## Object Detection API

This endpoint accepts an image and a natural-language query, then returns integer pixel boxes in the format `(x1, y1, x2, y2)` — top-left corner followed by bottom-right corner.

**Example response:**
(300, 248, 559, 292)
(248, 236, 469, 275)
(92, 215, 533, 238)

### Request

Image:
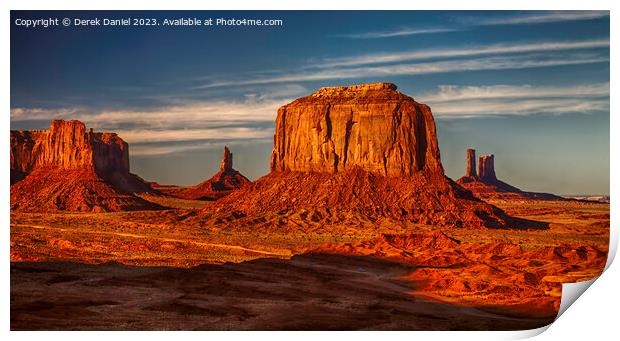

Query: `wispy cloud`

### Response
(193, 39, 608, 89)
(11, 97, 289, 155)
(10, 82, 314, 156)
(11, 99, 286, 129)
(116, 127, 273, 144)
(421, 82, 610, 102)
(334, 27, 458, 39)
(475, 11, 609, 26)
(337, 11, 609, 40)
(130, 139, 272, 157)
(320, 39, 609, 68)
(199, 52, 609, 88)
(419, 82, 610, 118)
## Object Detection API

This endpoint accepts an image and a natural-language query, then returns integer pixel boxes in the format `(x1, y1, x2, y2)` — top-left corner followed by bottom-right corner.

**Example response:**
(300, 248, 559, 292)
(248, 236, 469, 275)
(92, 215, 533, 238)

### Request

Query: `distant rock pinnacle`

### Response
(172, 146, 250, 201)
(465, 148, 477, 178)
(220, 146, 234, 173)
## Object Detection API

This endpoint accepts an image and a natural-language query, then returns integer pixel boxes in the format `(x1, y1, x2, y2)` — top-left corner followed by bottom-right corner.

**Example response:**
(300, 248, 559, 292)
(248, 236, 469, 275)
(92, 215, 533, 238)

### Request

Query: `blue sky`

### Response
(10, 11, 610, 195)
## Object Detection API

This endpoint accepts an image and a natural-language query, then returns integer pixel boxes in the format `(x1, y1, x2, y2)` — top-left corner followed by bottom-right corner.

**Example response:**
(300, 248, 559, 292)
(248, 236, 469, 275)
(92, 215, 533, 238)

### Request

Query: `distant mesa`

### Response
(163, 146, 250, 201)
(456, 148, 564, 200)
(10, 119, 158, 212)
(202, 82, 545, 229)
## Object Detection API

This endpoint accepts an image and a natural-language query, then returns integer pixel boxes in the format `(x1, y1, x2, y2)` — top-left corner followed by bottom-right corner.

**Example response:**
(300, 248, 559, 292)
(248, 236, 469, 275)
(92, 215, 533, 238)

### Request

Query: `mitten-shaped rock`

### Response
(10, 120, 156, 212)
(457, 148, 564, 200)
(11, 120, 130, 184)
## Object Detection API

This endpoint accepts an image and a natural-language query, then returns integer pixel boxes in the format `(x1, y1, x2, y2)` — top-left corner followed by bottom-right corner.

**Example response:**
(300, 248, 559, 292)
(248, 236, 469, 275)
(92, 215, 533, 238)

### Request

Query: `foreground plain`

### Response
(10, 199, 609, 330)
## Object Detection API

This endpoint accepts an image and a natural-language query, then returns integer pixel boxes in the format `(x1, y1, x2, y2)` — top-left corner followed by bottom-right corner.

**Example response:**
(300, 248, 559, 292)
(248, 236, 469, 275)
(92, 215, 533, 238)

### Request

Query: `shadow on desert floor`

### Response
(11, 253, 555, 331)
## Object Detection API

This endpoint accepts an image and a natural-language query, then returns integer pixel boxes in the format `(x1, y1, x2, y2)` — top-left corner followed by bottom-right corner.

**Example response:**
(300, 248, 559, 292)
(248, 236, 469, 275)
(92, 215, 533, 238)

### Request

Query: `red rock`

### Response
(270, 83, 442, 177)
(204, 83, 542, 229)
(478, 154, 496, 181)
(220, 146, 234, 172)
(10, 120, 156, 212)
(171, 146, 250, 200)
(465, 148, 476, 178)
(456, 148, 564, 200)
(11, 120, 129, 179)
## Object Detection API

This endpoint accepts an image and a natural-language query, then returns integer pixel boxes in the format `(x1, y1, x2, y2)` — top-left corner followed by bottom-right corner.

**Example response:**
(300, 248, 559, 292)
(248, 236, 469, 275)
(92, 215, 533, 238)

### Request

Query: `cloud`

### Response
(11, 99, 287, 129)
(431, 98, 609, 118)
(130, 138, 272, 157)
(334, 27, 458, 39)
(418, 83, 610, 118)
(475, 11, 609, 26)
(10, 82, 313, 156)
(243, 83, 309, 101)
(116, 127, 274, 144)
(319, 39, 609, 68)
(420, 82, 610, 102)
(193, 39, 609, 89)
(336, 11, 609, 40)
(11, 97, 289, 155)
(198, 52, 609, 88)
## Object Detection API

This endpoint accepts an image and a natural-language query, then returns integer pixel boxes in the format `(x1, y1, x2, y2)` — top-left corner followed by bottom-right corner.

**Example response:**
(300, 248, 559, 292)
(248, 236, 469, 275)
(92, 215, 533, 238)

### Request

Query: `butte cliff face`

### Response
(10, 120, 156, 212)
(203, 83, 540, 229)
(457, 148, 563, 200)
(270, 83, 442, 177)
(10, 120, 136, 186)
(170, 146, 251, 200)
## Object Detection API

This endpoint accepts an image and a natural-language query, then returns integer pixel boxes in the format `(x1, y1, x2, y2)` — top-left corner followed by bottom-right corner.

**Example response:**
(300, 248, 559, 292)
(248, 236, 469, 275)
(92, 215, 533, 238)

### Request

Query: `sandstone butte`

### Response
(207, 83, 543, 229)
(170, 146, 251, 200)
(456, 148, 564, 200)
(10, 119, 157, 212)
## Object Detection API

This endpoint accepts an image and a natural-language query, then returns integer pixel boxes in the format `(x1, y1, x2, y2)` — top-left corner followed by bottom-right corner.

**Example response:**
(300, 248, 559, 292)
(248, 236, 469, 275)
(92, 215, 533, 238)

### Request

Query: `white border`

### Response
(2, 1, 616, 340)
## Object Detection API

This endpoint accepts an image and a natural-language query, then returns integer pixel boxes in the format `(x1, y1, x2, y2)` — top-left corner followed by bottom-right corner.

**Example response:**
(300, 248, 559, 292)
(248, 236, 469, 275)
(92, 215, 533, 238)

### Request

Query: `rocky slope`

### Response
(10, 120, 157, 212)
(166, 146, 250, 200)
(203, 83, 542, 229)
(314, 229, 606, 318)
(456, 148, 565, 200)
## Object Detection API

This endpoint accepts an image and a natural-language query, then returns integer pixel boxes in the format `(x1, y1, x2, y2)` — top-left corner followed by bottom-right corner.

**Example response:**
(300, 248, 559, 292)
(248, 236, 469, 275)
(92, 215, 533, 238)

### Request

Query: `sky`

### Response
(10, 11, 610, 195)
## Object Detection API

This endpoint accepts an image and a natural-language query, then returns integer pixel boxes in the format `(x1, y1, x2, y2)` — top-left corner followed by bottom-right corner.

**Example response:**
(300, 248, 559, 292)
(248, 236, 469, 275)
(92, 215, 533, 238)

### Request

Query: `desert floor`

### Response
(10, 198, 609, 330)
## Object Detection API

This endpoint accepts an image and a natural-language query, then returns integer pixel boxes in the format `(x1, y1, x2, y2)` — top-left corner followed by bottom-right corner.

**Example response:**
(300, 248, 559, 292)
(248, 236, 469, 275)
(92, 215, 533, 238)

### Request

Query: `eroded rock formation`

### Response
(170, 146, 250, 200)
(220, 146, 234, 173)
(457, 148, 563, 200)
(465, 148, 476, 178)
(478, 154, 496, 181)
(11, 120, 129, 182)
(10, 120, 156, 212)
(201, 83, 542, 229)
(270, 83, 442, 177)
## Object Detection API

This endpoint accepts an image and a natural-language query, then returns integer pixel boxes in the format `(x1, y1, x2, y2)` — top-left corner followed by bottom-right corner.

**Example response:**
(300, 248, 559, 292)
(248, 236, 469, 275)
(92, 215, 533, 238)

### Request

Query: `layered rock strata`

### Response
(11, 120, 128, 181)
(10, 120, 156, 212)
(270, 82, 442, 177)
